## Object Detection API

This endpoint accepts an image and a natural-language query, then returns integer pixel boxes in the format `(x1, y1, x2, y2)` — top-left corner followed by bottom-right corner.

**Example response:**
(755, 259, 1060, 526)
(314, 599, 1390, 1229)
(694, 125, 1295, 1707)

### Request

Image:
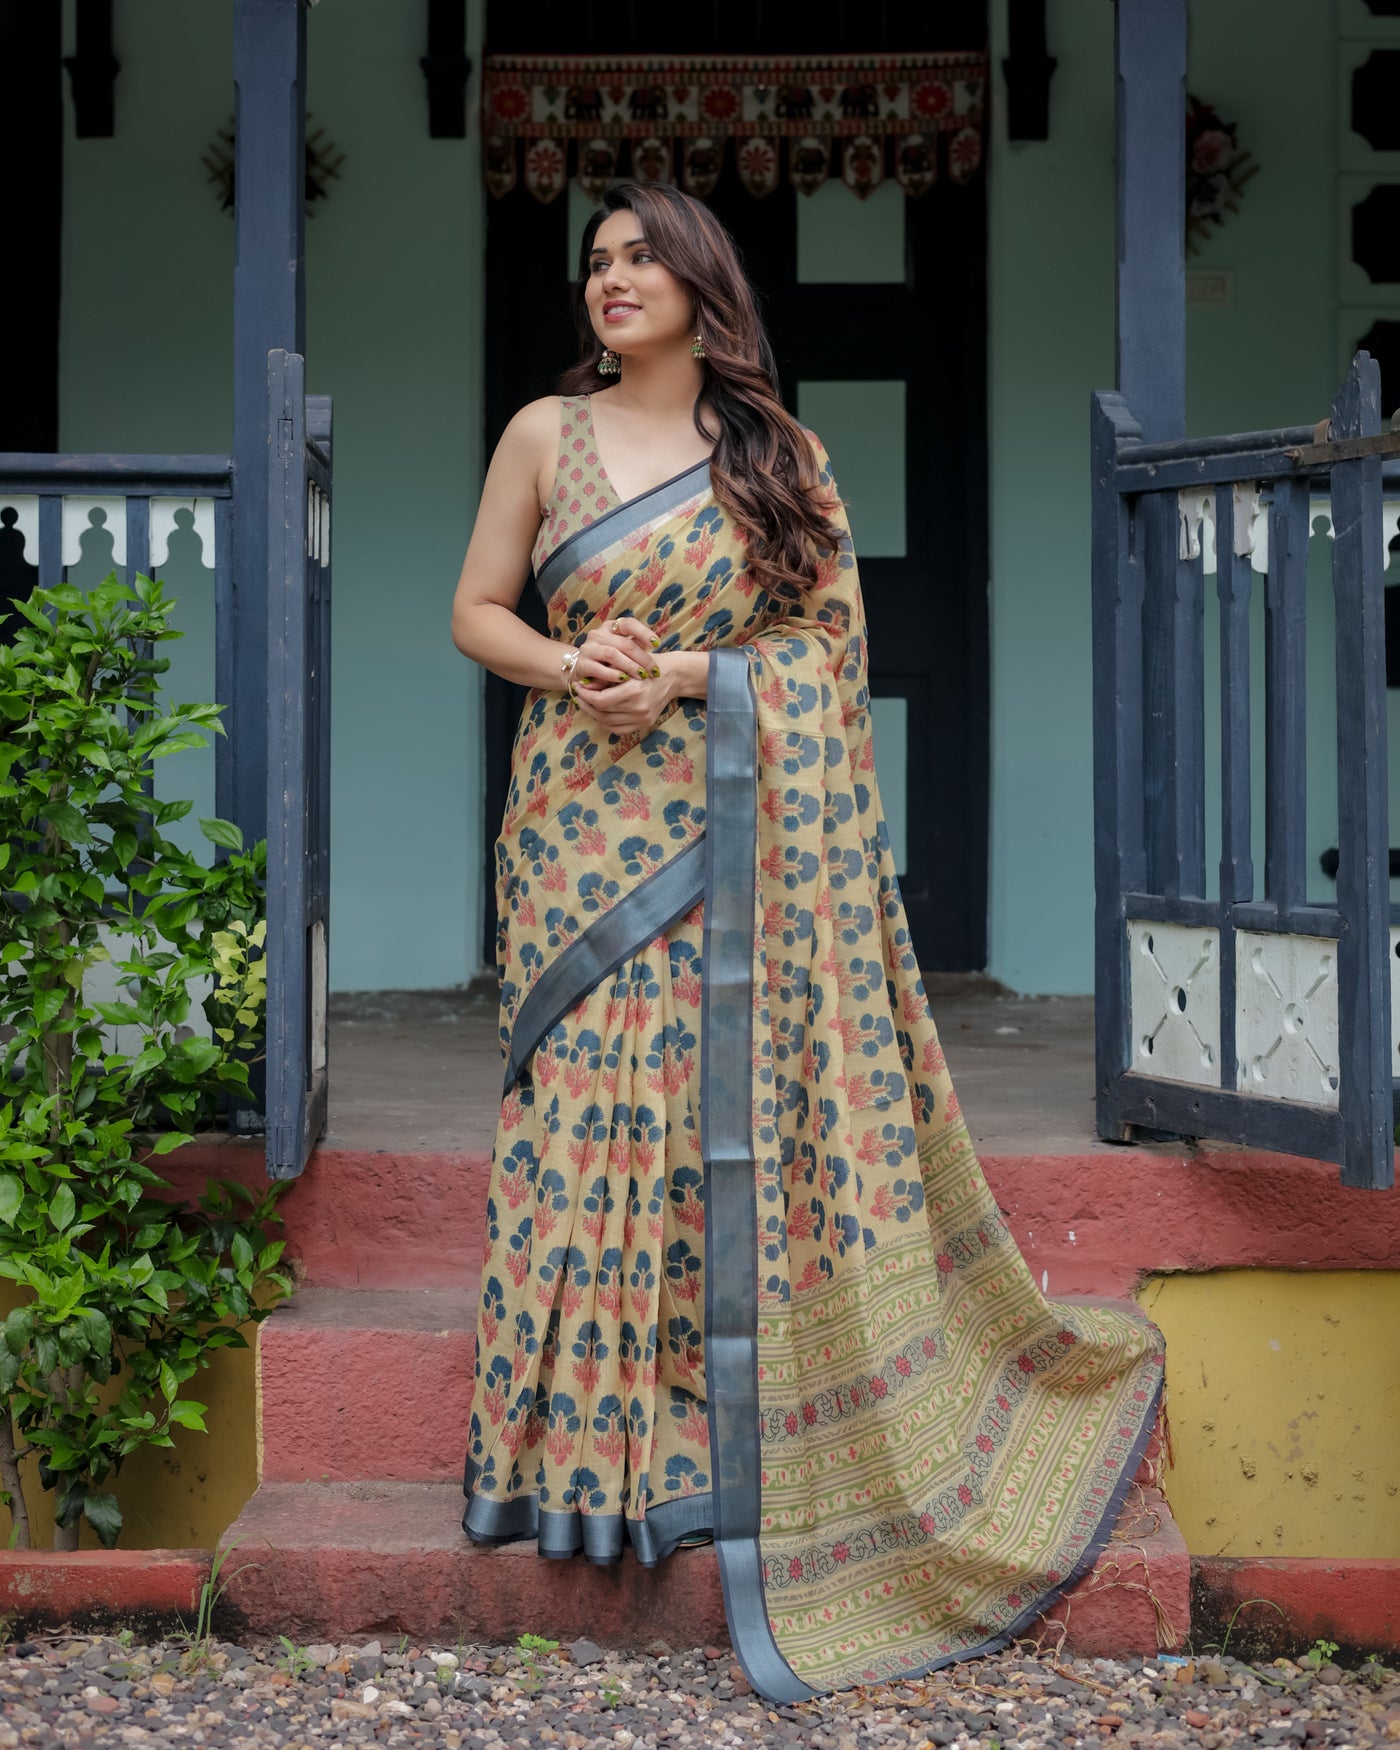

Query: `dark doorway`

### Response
(480, 3, 989, 978)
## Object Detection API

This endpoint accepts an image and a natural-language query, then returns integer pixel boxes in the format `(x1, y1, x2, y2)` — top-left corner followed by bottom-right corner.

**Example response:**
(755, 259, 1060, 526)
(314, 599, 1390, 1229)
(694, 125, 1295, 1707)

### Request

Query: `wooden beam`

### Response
(1002, 0, 1057, 141)
(1329, 353, 1393, 1190)
(0, 2, 61, 453)
(1115, 0, 1186, 442)
(421, 0, 471, 138)
(229, 0, 307, 849)
(62, 0, 119, 138)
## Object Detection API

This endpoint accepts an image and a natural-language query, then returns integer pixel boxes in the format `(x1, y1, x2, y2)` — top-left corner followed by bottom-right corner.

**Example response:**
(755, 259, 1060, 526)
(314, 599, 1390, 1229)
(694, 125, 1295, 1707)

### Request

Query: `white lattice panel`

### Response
(1302, 495, 1400, 555)
(0, 497, 39, 564)
(149, 498, 217, 569)
(61, 497, 126, 567)
(306, 482, 330, 563)
(1390, 927, 1400, 1082)
(1235, 930, 1340, 1107)
(1127, 921, 1221, 1086)
(1182, 488, 1400, 577)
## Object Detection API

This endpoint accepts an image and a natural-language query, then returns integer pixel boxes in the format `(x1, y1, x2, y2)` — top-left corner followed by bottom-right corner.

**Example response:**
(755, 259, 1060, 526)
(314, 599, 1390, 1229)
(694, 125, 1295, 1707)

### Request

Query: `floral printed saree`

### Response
(463, 430, 1165, 1701)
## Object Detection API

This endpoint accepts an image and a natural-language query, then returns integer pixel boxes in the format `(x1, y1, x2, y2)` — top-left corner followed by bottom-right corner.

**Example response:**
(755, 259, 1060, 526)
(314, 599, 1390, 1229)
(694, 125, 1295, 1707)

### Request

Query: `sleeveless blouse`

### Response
(531, 395, 616, 577)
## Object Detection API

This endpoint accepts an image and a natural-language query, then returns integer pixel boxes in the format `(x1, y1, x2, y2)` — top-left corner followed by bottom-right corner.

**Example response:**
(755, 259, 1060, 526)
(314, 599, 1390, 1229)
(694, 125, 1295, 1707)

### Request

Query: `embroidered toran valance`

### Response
(481, 53, 988, 203)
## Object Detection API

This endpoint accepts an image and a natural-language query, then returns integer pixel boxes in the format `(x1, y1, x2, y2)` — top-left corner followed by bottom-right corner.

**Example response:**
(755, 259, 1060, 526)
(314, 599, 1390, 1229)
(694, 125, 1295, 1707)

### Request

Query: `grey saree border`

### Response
(503, 834, 707, 1095)
(534, 458, 712, 605)
(462, 1454, 714, 1568)
(700, 646, 818, 1708)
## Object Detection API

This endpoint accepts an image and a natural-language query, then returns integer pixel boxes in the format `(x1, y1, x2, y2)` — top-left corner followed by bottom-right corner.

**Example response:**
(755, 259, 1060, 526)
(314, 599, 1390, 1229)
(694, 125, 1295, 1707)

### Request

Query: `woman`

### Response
(450, 181, 1163, 1702)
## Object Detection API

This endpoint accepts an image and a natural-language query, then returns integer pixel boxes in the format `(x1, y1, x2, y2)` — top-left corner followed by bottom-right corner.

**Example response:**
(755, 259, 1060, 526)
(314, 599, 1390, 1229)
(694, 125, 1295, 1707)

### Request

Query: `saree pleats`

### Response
(465, 432, 1164, 1698)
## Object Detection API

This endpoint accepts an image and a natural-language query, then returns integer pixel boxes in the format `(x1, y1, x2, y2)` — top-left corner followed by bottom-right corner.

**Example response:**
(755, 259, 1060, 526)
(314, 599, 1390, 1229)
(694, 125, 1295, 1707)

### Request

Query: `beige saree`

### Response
(463, 428, 1164, 1700)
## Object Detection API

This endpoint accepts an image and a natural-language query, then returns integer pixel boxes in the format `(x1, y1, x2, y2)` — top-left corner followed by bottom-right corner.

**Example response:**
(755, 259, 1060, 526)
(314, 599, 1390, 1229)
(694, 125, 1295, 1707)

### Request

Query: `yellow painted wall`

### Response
(0, 1283, 258, 1553)
(1138, 1271, 1400, 1559)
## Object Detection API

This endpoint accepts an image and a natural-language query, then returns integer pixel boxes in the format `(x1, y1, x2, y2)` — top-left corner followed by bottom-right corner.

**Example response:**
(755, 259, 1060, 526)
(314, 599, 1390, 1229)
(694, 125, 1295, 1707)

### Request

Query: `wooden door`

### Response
(481, 2, 988, 978)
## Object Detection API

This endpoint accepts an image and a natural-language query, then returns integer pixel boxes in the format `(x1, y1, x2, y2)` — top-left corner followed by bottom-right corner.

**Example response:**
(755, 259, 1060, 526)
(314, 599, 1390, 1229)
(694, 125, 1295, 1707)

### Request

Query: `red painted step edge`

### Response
(221, 1480, 1189, 1658)
(159, 1140, 1400, 1296)
(259, 1290, 478, 1484)
(0, 1549, 209, 1630)
(1193, 1556, 1400, 1657)
(162, 1144, 490, 1289)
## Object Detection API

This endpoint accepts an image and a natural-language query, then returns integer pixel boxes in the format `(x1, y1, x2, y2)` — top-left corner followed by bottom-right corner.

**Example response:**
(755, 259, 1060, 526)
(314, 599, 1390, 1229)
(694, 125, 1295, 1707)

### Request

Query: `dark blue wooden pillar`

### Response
(1115, 0, 1186, 442)
(225, 0, 307, 846)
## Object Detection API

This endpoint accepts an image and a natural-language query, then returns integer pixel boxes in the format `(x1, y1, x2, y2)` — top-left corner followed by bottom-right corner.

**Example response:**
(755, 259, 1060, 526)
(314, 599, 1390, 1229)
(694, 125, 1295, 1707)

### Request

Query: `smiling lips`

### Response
(603, 300, 641, 322)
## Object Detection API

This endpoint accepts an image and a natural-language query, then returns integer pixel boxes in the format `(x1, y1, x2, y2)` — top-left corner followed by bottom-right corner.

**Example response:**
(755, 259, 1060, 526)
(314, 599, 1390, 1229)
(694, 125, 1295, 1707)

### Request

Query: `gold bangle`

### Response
(561, 645, 581, 702)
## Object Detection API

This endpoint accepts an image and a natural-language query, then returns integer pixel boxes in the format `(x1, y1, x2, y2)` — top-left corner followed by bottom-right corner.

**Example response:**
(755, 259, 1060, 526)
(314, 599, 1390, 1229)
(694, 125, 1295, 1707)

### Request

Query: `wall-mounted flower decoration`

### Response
(1186, 94, 1257, 254)
(202, 112, 345, 216)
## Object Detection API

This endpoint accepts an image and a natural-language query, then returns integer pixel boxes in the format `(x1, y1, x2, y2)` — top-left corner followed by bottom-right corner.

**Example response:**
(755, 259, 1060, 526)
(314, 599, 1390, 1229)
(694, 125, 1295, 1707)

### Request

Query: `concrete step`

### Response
(258, 1285, 1169, 1495)
(165, 1143, 494, 1289)
(221, 1479, 1189, 1659)
(257, 1279, 1171, 1492)
(258, 1288, 479, 1485)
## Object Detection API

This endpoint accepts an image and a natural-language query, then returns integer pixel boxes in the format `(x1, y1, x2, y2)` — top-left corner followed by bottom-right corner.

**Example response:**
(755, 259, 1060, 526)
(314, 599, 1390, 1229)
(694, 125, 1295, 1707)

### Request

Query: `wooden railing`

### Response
(1091, 352, 1399, 1189)
(264, 351, 333, 1179)
(0, 460, 234, 831)
(0, 352, 333, 1179)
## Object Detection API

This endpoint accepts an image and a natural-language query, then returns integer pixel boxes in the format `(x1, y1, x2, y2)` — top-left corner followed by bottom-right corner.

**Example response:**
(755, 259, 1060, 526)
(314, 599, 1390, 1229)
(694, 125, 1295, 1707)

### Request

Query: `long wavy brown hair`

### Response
(558, 181, 838, 598)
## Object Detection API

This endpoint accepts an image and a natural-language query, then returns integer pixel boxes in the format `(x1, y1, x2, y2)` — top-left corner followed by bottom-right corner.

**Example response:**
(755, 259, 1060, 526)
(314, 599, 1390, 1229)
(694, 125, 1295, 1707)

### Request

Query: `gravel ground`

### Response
(0, 1632, 1396, 1748)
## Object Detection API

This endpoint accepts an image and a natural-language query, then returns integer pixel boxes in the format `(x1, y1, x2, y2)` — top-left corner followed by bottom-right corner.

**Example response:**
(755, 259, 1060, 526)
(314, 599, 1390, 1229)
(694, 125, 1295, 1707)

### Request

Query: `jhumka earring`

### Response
(691, 332, 706, 359)
(598, 348, 621, 376)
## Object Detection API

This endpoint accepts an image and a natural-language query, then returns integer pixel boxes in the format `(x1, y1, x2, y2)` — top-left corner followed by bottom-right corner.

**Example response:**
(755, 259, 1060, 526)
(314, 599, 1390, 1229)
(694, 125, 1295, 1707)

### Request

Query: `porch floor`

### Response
(322, 975, 1139, 1157)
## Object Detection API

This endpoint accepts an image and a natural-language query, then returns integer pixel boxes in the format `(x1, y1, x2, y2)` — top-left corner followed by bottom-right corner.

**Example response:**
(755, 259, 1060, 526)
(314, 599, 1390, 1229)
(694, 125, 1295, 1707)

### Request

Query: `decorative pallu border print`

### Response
(481, 53, 987, 202)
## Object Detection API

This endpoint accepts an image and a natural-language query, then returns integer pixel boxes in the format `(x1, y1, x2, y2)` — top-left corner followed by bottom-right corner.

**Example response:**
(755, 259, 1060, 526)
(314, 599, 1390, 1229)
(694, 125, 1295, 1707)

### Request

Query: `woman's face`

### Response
(583, 207, 694, 361)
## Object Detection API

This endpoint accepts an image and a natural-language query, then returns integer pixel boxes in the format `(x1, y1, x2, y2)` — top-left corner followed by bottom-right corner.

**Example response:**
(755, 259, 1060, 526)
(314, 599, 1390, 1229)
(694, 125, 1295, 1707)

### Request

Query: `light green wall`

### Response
(986, 0, 1113, 992)
(58, 2, 1375, 996)
(987, 0, 1347, 992)
(59, 0, 484, 991)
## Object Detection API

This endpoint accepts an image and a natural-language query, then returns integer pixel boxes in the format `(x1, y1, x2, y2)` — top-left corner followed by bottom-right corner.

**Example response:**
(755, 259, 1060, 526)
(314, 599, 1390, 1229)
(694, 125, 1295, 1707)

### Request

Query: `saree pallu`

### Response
(463, 440, 1165, 1700)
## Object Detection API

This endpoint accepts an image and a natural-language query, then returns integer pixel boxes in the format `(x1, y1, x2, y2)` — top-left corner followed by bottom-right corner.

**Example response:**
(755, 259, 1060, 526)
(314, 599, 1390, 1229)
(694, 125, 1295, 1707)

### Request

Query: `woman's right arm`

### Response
(450, 399, 654, 692)
(450, 400, 572, 692)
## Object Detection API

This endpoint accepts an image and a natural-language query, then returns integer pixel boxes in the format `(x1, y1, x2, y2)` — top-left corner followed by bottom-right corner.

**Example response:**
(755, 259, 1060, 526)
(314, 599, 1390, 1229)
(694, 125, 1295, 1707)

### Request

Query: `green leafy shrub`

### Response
(0, 572, 290, 1549)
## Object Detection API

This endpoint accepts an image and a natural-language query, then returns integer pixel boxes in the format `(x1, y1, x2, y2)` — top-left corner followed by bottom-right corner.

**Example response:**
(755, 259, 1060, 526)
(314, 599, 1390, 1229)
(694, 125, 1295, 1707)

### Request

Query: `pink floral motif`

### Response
(701, 87, 739, 121)
(491, 84, 528, 120)
(912, 80, 951, 119)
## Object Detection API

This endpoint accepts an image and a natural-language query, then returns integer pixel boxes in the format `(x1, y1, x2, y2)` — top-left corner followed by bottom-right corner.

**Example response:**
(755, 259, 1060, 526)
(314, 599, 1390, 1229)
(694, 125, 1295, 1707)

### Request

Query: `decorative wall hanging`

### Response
(202, 112, 345, 216)
(1185, 94, 1257, 254)
(482, 53, 987, 204)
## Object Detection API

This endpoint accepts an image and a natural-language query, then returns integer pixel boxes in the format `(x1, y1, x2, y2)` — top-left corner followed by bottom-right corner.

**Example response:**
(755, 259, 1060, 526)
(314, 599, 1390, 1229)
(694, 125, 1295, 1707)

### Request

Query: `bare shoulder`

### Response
(498, 394, 563, 458)
(485, 395, 562, 504)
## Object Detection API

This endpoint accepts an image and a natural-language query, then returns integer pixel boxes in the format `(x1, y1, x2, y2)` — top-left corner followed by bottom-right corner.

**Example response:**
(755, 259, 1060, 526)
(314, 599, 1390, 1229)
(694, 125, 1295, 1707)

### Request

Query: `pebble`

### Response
(0, 1633, 1393, 1749)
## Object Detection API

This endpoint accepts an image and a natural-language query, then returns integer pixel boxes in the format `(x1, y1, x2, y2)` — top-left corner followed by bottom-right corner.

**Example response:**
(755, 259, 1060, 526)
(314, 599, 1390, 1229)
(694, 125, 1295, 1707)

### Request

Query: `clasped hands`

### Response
(566, 615, 674, 737)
